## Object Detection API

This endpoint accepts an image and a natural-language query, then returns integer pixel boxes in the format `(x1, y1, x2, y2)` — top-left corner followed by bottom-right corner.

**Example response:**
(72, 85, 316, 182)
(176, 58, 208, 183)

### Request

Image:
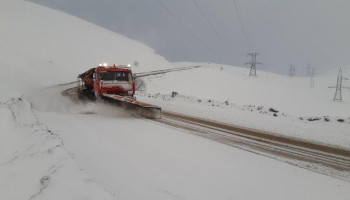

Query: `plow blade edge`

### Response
(102, 94, 161, 119)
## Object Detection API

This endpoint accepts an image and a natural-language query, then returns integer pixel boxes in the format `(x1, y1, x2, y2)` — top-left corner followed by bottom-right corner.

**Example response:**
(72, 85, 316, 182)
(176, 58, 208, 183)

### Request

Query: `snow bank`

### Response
(0, 98, 116, 200)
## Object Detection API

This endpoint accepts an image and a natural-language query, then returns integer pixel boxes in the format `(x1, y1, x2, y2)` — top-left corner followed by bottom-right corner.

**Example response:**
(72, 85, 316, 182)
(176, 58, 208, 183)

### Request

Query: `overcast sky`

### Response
(28, 0, 350, 75)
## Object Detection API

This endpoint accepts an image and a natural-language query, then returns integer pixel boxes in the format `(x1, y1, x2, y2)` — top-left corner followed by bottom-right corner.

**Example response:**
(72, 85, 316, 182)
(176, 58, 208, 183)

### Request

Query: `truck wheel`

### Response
(77, 89, 84, 101)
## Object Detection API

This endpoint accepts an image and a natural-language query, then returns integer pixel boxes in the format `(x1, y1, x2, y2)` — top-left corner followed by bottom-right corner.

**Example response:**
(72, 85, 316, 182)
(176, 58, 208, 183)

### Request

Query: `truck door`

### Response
(93, 70, 101, 95)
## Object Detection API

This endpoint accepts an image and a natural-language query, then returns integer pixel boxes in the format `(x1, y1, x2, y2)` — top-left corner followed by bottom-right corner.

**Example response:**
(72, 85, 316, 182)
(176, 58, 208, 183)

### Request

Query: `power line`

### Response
(157, 0, 223, 61)
(231, 0, 252, 51)
(191, 0, 238, 59)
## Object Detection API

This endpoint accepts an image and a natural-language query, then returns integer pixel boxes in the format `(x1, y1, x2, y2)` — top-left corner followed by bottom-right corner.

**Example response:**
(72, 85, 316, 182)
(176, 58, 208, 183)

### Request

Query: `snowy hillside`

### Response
(1, 1, 350, 199)
(0, 0, 172, 100)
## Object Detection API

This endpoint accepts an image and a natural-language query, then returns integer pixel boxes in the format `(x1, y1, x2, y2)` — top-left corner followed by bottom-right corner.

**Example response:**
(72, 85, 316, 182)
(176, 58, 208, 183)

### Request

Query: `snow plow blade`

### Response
(102, 94, 161, 119)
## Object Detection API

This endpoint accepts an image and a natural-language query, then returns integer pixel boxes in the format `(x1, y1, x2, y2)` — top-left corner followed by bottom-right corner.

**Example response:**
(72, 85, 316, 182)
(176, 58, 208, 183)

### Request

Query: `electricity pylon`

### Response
(245, 53, 262, 77)
(289, 65, 296, 77)
(329, 68, 349, 102)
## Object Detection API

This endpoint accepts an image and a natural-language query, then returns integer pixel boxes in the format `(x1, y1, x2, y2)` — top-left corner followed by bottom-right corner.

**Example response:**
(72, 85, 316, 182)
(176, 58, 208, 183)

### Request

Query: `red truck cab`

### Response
(94, 65, 135, 97)
(78, 64, 135, 100)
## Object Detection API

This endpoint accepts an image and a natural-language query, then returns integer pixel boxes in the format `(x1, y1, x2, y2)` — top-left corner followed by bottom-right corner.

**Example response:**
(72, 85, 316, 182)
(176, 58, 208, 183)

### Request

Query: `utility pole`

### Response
(289, 65, 296, 77)
(329, 68, 349, 102)
(245, 53, 262, 77)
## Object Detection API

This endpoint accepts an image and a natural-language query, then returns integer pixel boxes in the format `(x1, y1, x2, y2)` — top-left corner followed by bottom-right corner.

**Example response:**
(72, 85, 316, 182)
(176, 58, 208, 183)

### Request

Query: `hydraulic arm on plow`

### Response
(77, 64, 161, 119)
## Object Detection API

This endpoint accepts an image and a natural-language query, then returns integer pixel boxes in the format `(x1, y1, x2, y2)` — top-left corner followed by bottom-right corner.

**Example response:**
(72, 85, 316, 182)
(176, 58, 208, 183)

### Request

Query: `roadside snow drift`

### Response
(0, 98, 116, 200)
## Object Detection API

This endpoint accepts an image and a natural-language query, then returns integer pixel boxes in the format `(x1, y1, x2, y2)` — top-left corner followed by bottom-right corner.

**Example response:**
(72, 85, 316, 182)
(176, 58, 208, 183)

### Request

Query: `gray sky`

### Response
(28, 0, 350, 75)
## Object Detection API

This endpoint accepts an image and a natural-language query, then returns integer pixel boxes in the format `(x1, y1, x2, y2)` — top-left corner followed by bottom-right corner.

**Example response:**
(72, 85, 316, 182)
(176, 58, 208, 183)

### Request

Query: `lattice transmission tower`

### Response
(289, 65, 296, 77)
(329, 68, 349, 102)
(245, 53, 262, 77)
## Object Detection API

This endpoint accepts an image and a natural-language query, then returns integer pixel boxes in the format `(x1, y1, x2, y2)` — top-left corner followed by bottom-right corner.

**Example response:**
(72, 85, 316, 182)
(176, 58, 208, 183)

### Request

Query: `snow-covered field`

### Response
(1, 0, 350, 199)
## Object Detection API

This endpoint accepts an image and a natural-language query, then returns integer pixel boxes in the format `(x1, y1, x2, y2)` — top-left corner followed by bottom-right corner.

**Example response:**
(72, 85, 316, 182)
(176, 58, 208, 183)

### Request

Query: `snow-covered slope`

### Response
(0, 0, 172, 100)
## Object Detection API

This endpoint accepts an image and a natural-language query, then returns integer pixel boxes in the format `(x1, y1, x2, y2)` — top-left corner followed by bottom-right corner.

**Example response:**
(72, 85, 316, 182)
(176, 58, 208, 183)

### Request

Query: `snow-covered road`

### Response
(37, 105, 350, 200)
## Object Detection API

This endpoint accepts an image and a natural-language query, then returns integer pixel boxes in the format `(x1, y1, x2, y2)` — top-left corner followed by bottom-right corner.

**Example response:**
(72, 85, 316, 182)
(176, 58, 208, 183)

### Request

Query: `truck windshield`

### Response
(100, 71, 131, 81)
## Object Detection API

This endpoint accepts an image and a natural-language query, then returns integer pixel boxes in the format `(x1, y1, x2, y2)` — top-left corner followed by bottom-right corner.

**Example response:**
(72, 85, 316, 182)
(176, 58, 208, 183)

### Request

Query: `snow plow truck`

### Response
(77, 64, 161, 119)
